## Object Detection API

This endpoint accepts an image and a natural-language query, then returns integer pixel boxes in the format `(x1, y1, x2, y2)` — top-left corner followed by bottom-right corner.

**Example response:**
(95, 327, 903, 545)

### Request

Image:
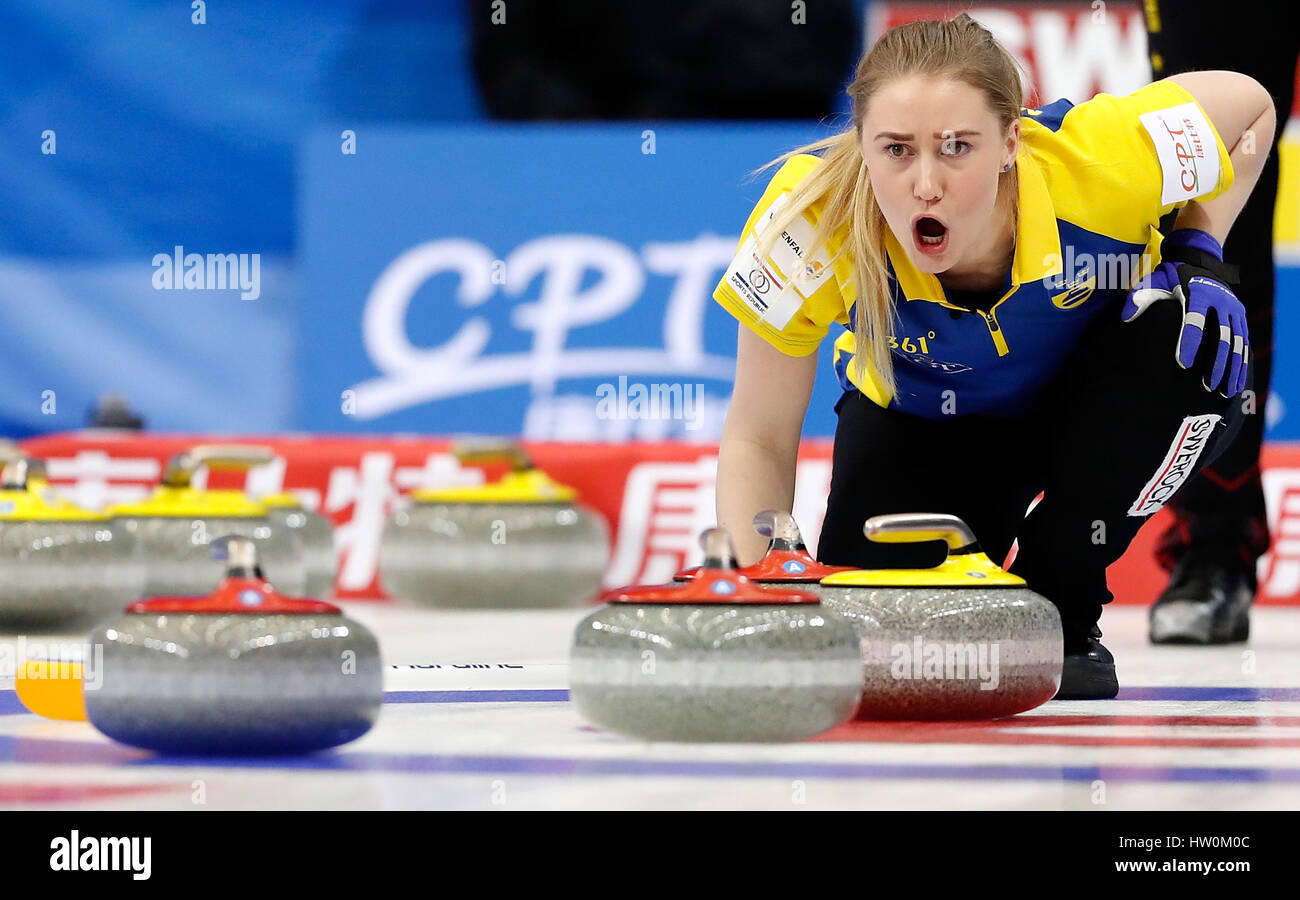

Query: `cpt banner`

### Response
(299, 124, 853, 441)
(17, 432, 1300, 606)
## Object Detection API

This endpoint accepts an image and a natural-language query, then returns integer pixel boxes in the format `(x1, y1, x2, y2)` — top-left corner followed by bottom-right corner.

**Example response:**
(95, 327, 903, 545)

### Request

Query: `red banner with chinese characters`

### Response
(15, 432, 1300, 606)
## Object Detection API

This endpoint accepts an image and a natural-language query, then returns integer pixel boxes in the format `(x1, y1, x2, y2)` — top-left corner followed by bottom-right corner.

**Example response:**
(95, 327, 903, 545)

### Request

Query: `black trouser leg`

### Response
(816, 391, 1041, 571)
(1010, 301, 1249, 638)
(1146, 0, 1299, 576)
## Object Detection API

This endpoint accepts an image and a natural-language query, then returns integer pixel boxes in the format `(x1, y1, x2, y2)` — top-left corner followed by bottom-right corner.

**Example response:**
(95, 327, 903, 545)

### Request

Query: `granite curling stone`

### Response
(259, 492, 336, 598)
(84, 535, 382, 755)
(0, 452, 146, 631)
(380, 440, 609, 608)
(109, 444, 305, 597)
(570, 527, 863, 742)
(674, 509, 854, 595)
(819, 513, 1063, 720)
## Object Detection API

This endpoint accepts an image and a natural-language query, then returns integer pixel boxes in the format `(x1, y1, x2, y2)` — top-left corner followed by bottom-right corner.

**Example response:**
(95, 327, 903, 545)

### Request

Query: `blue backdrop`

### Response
(0, 0, 481, 438)
(300, 123, 850, 439)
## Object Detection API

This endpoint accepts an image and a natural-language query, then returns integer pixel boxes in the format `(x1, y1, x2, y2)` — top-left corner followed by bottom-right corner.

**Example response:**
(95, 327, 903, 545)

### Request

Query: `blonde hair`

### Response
(752, 12, 1024, 397)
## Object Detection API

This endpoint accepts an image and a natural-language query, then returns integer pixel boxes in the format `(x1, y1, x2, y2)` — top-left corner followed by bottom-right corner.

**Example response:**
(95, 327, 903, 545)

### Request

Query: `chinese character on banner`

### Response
(42, 451, 160, 510)
(607, 456, 718, 587)
(606, 456, 833, 587)
(1260, 468, 1300, 599)
(328, 452, 482, 592)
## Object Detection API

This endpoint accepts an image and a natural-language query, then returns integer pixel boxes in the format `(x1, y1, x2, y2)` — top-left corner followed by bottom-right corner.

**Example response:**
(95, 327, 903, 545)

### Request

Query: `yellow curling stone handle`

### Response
(163, 444, 276, 487)
(0, 444, 52, 491)
(0, 451, 105, 521)
(411, 439, 578, 503)
(449, 439, 533, 472)
(0, 440, 24, 470)
(862, 513, 978, 551)
(1, 455, 49, 490)
(112, 444, 274, 517)
(820, 513, 1026, 588)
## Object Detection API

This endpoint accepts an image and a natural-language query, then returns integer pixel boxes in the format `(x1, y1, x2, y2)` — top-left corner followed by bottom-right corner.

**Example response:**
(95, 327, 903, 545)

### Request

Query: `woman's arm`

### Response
(717, 323, 819, 566)
(1165, 70, 1277, 243)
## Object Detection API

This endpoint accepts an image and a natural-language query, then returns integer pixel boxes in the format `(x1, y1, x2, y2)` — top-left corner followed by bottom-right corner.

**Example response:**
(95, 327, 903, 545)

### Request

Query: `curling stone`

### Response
(570, 527, 863, 742)
(109, 444, 305, 597)
(675, 509, 854, 594)
(0, 453, 146, 631)
(819, 513, 1063, 720)
(380, 440, 609, 608)
(85, 535, 382, 755)
(259, 492, 336, 598)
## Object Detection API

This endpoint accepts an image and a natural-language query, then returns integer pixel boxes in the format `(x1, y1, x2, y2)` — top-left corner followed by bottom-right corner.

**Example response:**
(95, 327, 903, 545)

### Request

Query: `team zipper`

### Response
(981, 308, 1009, 356)
(930, 288, 1015, 357)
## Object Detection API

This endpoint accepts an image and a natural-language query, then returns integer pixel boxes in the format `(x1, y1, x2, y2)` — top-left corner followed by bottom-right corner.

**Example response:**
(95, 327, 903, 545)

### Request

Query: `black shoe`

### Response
(1149, 557, 1253, 644)
(1054, 624, 1118, 699)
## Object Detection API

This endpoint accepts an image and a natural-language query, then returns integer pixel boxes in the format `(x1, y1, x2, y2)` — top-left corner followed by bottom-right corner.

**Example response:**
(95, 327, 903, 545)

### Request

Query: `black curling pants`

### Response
(1146, 0, 1300, 575)
(817, 299, 1251, 640)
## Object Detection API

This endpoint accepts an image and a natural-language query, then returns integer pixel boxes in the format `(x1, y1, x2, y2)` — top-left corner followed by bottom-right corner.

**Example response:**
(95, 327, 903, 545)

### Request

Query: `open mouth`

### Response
(913, 216, 949, 255)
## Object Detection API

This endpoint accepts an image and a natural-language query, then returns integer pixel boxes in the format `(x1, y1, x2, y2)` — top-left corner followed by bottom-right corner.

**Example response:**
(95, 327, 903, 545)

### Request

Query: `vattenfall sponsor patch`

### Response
(720, 193, 833, 330)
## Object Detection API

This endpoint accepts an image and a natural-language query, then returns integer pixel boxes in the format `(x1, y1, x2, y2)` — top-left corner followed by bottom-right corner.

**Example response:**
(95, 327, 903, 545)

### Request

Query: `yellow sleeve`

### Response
(712, 154, 847, 357)
(1039, 81, 1235, 242)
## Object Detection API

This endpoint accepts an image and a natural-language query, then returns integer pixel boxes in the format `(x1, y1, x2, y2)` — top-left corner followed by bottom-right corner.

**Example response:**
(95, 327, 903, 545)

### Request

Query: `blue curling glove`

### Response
(1122, 228, 1249, 397)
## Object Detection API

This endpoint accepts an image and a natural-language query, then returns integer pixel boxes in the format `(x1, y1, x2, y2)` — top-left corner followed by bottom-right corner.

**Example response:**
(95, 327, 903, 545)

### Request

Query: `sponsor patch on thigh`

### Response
(1127, 413, 1222, 517)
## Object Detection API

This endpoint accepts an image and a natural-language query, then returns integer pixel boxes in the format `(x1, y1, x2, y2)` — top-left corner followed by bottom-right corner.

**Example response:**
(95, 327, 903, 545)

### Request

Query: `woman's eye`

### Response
(941, 140, 971, 156)
(885, 144, 908, 159)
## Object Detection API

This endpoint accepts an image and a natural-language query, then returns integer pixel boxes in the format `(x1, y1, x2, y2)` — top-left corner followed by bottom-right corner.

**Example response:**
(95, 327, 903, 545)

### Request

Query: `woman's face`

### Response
(860, 75, 1017, 277)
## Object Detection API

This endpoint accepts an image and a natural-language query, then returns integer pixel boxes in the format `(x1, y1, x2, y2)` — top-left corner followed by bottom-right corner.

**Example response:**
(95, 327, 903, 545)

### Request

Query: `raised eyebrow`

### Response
(872, 130, 981, 141)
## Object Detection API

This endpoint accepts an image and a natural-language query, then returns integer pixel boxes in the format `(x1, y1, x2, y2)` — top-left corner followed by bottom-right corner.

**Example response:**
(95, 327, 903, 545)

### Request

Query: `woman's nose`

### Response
(914, 157, 942, 201)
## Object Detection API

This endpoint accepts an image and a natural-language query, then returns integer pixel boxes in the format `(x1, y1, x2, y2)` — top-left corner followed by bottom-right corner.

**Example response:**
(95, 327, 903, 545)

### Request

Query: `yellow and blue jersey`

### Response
(713, 80, 1236, 418)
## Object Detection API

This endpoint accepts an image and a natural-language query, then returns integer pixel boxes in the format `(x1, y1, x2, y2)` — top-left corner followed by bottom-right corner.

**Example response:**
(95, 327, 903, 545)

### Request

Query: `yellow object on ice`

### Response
(15, 660, 87, 721)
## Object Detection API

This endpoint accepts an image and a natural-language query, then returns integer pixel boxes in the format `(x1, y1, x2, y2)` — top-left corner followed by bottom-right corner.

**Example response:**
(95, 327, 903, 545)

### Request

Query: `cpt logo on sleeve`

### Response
(1127, 413, 1221, 517)
(722, 193, 833, 329)
(1138, 102, 1222, 206)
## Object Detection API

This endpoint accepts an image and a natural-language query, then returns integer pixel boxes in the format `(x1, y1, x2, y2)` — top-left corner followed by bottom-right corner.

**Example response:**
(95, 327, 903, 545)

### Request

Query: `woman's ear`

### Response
(1003, 118, 1021, 169)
